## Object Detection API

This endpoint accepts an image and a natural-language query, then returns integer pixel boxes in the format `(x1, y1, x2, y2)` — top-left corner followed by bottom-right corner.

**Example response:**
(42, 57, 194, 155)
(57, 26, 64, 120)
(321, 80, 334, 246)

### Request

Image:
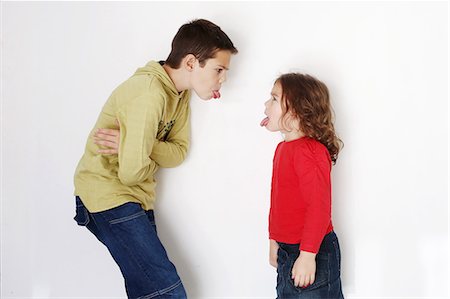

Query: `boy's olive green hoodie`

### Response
(74, 61, 191, 212)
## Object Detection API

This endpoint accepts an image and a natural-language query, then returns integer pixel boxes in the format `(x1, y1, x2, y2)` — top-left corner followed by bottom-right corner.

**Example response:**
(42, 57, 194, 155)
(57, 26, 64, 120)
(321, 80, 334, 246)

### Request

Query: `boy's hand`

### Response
(291, 251, 316, 288)
(269, 239, 279, 268)
(93, 119, 120, 154)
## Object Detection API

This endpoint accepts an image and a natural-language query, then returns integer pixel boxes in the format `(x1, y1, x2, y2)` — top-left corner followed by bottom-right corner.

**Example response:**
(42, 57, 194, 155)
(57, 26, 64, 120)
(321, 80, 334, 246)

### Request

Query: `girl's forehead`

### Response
(271, 82, 282, 95)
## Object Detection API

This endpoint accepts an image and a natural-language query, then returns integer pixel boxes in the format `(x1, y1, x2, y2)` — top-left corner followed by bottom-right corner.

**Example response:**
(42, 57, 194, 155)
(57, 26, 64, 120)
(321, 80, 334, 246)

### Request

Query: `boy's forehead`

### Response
(208, 50, 232, 68)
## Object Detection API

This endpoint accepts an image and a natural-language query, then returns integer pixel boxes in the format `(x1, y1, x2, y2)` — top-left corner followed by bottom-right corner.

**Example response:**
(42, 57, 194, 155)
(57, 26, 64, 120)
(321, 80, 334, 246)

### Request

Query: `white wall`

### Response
(1, 1, 448, 298)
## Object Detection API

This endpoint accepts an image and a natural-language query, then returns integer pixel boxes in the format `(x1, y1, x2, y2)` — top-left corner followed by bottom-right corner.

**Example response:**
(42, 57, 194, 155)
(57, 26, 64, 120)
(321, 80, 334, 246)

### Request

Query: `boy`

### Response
(73, 19, 238, 299)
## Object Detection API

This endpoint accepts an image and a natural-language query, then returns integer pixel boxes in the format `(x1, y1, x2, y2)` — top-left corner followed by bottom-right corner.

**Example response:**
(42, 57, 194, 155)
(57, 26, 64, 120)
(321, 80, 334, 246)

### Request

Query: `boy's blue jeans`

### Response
(74, 196, 187, 299)
(276, 231, 344, 299)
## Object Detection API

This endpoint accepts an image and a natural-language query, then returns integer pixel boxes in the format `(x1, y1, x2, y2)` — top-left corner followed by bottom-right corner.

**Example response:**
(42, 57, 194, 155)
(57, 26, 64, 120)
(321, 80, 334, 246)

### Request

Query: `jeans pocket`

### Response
(333, 239, 341, 270)
(288, 252, 330, 293)
(277, 246, 288, 266)
(276, 247, 292, 297)
(109, 210, 146, 225)
(74, 196, 90, 226)
(302, 252, 330, 292)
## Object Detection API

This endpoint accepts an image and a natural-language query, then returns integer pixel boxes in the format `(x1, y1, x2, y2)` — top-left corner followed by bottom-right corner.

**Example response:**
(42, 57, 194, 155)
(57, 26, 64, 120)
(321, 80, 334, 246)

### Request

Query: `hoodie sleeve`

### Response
(150, 101, 190, 167)
(116, 92, 164, 186)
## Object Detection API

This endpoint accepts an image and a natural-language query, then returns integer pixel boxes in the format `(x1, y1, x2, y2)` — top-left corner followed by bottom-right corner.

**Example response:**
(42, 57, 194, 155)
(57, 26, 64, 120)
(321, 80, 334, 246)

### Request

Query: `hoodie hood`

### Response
(134, 61, 185, 99)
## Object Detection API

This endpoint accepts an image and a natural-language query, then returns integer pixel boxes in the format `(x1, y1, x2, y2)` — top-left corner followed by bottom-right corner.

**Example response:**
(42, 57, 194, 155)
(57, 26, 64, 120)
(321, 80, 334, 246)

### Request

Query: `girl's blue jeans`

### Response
(74, 196, 187, 299)
(276, 231, 344, 299)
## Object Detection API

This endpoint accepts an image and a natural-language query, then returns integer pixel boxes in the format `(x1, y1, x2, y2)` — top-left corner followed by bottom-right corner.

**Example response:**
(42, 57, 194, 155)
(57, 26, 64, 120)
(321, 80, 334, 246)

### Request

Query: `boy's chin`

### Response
(199, 95, 213, 101)
(194, 92, 211, 101)
(194, 90, 217, 101)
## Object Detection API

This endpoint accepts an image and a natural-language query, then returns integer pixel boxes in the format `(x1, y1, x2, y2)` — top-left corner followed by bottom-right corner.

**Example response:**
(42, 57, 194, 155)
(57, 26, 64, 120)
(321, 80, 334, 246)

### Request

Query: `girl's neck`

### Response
(282, 130, 305, 142)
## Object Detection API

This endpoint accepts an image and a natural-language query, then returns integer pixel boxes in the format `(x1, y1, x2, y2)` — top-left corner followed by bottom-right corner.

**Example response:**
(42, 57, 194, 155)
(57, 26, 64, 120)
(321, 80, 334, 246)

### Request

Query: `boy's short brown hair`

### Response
(165, 19, 238, 68)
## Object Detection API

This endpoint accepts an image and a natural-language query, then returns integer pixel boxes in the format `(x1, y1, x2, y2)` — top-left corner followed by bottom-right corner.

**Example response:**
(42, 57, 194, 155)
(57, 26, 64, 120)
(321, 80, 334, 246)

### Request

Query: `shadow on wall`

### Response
(153, 172, 201, 297)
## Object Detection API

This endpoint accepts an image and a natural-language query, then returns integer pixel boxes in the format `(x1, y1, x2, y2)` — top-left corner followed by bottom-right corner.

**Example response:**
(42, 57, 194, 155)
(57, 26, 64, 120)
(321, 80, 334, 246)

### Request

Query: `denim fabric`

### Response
(74, 196, 187, 299)
(276, 231, 344, 299)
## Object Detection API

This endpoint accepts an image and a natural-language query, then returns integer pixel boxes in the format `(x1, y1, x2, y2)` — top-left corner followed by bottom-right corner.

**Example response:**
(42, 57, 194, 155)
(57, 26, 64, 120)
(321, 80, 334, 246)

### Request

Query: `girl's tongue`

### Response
(260, 117, 269, 127)
(212, 90, 221, 99)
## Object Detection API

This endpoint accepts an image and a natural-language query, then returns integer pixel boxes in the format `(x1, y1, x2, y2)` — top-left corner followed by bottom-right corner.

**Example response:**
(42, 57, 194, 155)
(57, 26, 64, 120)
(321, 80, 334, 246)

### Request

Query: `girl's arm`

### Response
(269, 239, 279, 268)
(291, 145, 332, 287)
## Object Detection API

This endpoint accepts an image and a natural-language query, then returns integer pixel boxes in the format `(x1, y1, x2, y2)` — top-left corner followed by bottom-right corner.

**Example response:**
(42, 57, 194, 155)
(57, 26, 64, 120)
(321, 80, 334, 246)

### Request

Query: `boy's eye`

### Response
(216, 69, 223, 73)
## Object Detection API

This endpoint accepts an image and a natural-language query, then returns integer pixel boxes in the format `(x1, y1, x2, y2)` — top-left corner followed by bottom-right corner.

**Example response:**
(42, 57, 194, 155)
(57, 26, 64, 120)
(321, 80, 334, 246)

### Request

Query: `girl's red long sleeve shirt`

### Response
(269, 137, 334, 253)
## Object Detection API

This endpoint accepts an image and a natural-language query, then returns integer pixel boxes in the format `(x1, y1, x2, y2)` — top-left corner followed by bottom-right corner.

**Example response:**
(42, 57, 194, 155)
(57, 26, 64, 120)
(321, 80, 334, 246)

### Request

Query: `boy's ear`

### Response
(183, 54, 197, 71)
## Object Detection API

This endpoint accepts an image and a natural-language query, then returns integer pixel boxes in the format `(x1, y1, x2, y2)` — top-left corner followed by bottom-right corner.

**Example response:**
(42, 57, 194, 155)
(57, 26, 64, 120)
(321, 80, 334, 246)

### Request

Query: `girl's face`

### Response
(261, 82, 284, 132)
(261, 81, 304, 140)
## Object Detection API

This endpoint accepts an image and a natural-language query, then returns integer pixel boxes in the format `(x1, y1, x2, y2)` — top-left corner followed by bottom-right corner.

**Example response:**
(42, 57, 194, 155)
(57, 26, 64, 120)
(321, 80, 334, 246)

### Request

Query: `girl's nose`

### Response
(219, 72, 227, 84)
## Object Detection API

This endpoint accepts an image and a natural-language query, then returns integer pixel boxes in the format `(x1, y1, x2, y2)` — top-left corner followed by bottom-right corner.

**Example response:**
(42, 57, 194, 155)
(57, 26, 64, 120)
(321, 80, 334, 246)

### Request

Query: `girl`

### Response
(260, 73, 344, 298)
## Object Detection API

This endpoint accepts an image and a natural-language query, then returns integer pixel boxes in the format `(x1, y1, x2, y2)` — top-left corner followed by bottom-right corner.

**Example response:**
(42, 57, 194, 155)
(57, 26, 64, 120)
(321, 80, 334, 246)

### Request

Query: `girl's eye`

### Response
(272, 96, 277, 101)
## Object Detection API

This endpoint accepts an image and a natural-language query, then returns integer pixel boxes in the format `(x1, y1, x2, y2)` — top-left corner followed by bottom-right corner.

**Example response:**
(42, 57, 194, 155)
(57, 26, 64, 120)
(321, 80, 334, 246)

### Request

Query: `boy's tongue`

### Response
(260, 117, 269, 127)
(212, 90, 221, 99)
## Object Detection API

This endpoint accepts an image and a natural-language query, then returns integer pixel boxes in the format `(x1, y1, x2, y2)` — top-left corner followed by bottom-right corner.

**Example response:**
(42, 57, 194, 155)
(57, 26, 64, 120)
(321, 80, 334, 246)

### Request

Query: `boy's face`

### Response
(190, 50, 232, 100)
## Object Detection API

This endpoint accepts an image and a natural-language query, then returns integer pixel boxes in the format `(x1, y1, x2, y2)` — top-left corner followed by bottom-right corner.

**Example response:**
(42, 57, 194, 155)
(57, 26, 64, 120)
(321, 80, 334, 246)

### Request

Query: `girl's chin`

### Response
(265, 126, 278, 132)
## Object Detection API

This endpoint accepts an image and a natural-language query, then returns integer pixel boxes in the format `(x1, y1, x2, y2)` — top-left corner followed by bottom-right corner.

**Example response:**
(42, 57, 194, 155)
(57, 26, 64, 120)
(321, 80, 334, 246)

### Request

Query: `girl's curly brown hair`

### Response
(276, 73, 343, 164)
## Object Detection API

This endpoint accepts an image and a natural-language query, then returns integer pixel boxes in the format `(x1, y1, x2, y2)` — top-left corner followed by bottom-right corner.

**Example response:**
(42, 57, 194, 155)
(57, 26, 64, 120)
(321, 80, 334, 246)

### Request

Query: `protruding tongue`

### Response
(213, 90, 221, 99)
(260, 117, 269, 127)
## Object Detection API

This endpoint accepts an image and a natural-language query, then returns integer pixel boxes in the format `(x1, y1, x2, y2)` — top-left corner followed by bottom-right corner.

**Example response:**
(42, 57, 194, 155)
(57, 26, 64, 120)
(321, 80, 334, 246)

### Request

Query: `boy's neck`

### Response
(162, 64, 189, 93)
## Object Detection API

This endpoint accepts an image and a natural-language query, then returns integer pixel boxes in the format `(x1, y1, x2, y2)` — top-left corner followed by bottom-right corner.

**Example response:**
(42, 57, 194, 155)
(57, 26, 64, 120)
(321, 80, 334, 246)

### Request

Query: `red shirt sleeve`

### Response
(294, 144, 332, 253)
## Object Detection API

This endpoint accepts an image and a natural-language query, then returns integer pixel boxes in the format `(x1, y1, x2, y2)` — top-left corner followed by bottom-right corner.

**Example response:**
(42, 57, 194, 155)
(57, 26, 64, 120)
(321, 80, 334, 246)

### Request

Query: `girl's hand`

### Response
(291, 251, 316, 288)
(93, 120, 121, 154)
(269, 239, 279, 268)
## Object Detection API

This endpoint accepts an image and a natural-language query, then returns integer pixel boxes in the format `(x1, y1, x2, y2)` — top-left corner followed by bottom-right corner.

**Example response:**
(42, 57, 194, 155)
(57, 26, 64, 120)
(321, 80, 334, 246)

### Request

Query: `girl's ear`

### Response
(182, 54, 197, 71)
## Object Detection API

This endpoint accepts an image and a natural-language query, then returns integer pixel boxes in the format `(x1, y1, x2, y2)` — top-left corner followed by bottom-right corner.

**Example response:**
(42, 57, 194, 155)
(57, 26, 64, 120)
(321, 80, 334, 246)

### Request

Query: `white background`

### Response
(1, 1, 448, 298)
